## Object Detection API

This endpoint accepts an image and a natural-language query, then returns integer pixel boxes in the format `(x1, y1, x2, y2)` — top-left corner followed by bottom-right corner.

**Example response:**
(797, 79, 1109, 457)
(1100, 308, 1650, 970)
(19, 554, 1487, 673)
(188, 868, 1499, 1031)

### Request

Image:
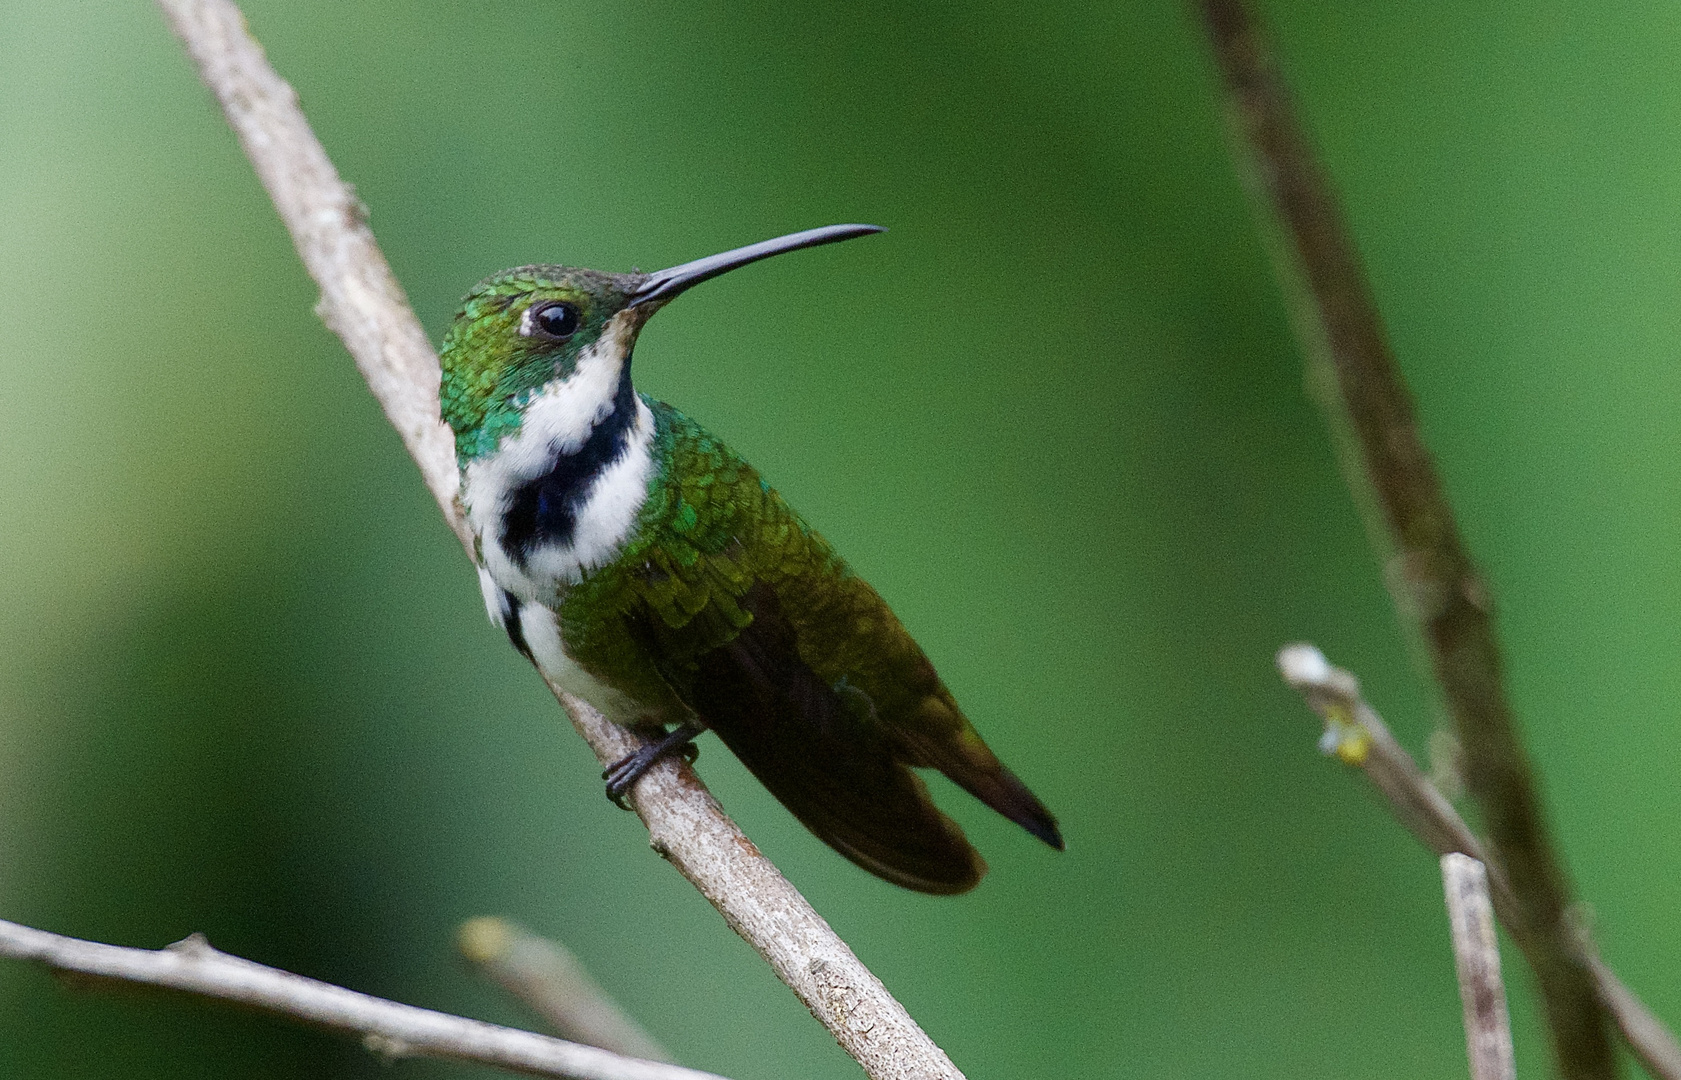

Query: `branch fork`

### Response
(1278, 642, 1681, 1080)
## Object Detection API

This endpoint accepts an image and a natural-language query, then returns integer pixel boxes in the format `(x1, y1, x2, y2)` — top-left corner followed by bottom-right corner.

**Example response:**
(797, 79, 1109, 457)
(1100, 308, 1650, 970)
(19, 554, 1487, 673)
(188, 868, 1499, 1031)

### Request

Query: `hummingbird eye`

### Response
(529, 302, 581, 340)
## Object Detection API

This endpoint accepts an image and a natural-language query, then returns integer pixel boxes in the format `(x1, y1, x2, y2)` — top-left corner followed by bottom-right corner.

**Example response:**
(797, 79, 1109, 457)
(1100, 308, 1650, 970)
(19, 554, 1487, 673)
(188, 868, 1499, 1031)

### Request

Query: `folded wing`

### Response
(686, 584, 986, 894)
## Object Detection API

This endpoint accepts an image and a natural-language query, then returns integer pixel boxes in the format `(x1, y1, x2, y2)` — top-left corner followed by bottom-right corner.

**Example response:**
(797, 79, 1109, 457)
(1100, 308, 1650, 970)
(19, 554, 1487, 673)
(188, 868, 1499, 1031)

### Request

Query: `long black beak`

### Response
(628, 224, 884, 309)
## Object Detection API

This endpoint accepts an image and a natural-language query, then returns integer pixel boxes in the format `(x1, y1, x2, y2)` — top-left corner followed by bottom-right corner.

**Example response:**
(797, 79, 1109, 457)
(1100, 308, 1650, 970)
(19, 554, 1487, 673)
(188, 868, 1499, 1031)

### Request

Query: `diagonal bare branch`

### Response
(0, 918, 727, 1080)
(153, 0, 469, 556)
(153, 2, 965, 1077)
(459, 917, 672, 1064)
(1279, 643, 1681, 1080)
(1196, 1, 1616, 1075)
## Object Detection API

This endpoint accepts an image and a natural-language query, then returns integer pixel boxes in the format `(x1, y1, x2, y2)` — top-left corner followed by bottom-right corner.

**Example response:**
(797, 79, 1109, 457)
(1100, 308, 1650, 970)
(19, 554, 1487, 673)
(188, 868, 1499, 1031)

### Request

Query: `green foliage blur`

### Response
(3, 2, 1679, 1077)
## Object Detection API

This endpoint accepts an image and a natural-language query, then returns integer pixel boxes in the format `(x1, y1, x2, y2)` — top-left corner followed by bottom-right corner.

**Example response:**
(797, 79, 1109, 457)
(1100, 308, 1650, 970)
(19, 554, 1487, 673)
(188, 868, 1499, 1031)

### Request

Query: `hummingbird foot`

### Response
(603, 723, 703, 808)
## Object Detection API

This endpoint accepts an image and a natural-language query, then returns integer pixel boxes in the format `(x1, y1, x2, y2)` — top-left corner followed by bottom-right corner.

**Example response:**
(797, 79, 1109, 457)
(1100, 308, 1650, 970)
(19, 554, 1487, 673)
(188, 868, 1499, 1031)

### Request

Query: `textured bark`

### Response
(0, 920, 727, 1080)
(1196, 1, 1617, 1075)
(1442, 854, 1518, 1080)
(563, 695, 965, 1080)
(1280, 644, 1681, 1080)
(156, 2, 966, 1077)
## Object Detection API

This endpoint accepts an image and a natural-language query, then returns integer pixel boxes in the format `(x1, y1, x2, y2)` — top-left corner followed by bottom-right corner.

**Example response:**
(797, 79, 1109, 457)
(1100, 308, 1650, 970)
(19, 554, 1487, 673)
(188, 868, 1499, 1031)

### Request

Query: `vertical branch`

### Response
(1443, 854, 1518, 1080)
(155, 3, 967, 1078)
(1281, 643, 1681, 1080)
(1197, 3, 1616, 1076)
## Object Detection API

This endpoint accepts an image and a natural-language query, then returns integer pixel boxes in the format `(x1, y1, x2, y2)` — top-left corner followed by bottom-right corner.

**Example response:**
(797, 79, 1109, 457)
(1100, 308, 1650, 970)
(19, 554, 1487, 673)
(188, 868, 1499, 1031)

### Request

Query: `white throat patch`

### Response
(463, 310, 655, 606)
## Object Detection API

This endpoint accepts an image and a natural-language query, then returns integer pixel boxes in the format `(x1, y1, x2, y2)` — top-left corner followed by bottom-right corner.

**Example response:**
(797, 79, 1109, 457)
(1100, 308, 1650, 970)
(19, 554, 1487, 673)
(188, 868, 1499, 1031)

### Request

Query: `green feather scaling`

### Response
(563, 403, 901, 730)
(439, 233, 1061, 893)
(557, 401, 1055, 892)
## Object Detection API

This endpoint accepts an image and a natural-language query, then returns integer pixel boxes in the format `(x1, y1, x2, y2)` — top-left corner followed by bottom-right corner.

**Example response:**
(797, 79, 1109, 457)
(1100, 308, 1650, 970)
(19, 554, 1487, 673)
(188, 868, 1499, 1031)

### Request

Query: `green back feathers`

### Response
(559, 401, 965, 745)
(557, 400, 795, 707)
(436, 234, 1062, 890)
(561, 401, 1058, 891)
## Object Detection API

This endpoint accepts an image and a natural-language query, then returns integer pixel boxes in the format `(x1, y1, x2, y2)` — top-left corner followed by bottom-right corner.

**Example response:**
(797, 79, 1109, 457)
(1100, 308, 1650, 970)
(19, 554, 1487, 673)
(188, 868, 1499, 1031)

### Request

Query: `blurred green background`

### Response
(3, 1, 1679, 1077)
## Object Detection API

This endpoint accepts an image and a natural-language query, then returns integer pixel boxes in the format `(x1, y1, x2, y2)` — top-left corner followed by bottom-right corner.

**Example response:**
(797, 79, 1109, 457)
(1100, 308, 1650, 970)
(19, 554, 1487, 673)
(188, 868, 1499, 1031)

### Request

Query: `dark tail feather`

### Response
(955, 762, 1064, 850)
(686, 588, 987, 894)
(896, 730, 1064, 851)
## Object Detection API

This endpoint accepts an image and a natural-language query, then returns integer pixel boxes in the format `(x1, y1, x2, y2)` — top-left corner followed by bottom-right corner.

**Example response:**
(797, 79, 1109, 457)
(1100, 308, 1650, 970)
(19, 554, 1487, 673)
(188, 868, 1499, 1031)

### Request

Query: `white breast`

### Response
(463, 311, 664, 726)
(461, 312, 655, 607)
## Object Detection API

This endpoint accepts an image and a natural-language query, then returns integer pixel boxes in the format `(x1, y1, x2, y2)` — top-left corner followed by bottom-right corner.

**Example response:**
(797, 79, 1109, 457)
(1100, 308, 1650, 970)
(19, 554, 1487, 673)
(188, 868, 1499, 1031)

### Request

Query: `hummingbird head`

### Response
(439, 224, 884, 464)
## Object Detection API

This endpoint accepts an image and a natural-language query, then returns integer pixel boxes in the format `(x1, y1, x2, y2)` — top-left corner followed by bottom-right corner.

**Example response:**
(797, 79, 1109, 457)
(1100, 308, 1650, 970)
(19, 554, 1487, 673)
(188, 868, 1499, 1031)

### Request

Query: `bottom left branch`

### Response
(0, 918, 728, 1080)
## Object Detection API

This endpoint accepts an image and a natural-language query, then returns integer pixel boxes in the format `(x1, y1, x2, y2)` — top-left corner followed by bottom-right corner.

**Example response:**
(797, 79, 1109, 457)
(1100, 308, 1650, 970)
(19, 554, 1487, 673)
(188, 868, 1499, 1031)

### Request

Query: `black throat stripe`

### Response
(498, 590, 534, 662)
(501, 366, 638, 566)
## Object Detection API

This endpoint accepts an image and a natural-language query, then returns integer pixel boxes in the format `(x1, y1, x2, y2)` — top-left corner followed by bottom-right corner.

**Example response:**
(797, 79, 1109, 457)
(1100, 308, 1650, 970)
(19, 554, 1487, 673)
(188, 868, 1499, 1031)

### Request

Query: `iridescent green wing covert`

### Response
(560, 401, 1059, 894)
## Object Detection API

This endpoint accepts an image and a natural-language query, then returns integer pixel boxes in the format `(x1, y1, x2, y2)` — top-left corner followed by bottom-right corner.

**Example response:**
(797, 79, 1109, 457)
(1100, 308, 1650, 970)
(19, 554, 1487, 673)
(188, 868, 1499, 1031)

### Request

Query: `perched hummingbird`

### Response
(439, 224, 1062, 894)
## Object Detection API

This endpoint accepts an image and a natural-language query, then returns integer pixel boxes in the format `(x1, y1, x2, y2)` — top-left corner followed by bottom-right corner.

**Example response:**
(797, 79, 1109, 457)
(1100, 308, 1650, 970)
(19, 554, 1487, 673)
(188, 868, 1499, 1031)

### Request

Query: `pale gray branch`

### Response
(561, 697, 965, 1080)
(0, 918, 727, 1080)
(459, 917, 672, 1064)
(1278, 643, 1681, 1080)
(1442, 854, 1517, 1080)
(155, 2, 965, 1078)
(154, 0, 469, 556)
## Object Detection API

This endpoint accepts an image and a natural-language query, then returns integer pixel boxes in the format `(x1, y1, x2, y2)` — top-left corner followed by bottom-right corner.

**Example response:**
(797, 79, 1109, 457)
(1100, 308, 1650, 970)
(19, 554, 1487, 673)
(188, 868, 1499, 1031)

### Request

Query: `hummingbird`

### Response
(438, 224, 1062, 894)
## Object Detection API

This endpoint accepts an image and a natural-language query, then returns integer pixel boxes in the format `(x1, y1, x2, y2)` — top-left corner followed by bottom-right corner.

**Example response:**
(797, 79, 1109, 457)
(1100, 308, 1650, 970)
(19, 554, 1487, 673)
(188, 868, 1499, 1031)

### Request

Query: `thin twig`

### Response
(1196, 2, 1615, 1075)
(459, 918, 672, 1064)
(1277, 644, 1489, 882)
(154, 2, 966, 1078)
(1442, 854, 1517, 1080)
(1279, 644, 1681, 1080)
(0, 919, 728, 1080)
